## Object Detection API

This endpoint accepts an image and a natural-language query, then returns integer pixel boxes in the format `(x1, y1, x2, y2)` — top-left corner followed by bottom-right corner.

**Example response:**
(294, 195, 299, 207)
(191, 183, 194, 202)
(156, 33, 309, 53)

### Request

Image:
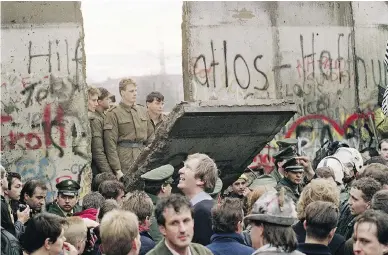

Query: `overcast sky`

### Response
(81, 0, 183, 82)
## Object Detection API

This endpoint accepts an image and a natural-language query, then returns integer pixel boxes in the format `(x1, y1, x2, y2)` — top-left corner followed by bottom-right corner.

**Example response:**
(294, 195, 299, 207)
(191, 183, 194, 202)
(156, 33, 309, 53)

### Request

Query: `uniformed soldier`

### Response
(141, 164, 174, 243)
(276, 163, 305, 203)
(47, 179, 82, 217)
(271, 138, 299, 183)
(146, 91, 168, 131)
(88, 87, 113, 177)
(104, 78, 154, 179)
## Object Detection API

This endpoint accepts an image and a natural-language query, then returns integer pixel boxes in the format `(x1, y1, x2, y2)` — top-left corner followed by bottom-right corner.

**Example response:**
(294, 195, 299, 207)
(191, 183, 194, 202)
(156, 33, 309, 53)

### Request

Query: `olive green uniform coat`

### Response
(103, 102, 154, 175)
(89, 110, 112, 175)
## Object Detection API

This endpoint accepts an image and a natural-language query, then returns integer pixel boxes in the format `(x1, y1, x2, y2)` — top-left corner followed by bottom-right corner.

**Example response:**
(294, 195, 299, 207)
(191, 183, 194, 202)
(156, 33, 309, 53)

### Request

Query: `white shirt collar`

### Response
(190, 191, 213, 206)
(165, 240, 192, 255)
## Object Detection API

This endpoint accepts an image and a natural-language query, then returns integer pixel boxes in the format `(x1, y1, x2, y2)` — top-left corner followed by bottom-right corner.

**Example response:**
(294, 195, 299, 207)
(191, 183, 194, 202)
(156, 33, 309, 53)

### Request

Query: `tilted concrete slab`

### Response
(123, 100, 297, 192)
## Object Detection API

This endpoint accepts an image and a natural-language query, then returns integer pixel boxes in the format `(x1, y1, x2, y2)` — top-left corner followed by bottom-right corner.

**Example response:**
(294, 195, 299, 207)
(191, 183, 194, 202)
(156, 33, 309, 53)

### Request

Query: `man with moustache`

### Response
(47, 179, 82, 217)
(104, 78, 154, 180)
(146, 194, 213, 255)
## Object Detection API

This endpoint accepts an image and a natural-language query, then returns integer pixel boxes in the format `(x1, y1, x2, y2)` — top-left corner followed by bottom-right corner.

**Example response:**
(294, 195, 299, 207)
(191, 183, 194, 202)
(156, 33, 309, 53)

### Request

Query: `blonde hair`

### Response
(64, 217, 87, 247)
(100, 209, 139, 255)
(297, 179, 340, 220)
(119, 78, 136, 95)
(246, 186, 274, 214)
(187, 153, 218, 192)
(88, 86, 101, 97)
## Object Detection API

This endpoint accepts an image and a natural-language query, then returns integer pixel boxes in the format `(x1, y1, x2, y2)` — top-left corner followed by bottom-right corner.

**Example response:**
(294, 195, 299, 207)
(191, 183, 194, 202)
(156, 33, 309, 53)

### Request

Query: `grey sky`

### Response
(81, 0, 183, 82)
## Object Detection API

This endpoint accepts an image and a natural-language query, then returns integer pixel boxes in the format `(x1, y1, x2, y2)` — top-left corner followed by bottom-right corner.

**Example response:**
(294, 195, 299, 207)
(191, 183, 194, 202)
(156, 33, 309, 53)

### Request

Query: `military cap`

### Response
(236, 174, 248, 182)
(276, 138, 298, 150)
(273, 146, 298, 161)
(249, 174, 277, 190)
(209, 178, 223, 196)
(285, 165, 304, 173)
(282, 157, 298, 169)
(56, 179, 80, 196)
(140, 164, 174, 183)
(244, 188, 297, 226)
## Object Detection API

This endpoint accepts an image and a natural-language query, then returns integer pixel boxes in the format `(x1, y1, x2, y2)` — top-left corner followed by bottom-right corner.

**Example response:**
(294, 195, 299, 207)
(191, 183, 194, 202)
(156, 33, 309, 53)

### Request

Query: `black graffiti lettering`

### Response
(28, 41, 52, 74)
(253, 55, 269, 91)
(371, 60, 382, 87)
(210, 40, 219, 88)
(233, 54, 250, 89)
(193, 55, 209, 87)
(35, 88, 49, 105)
(20, 81, 41, 107)
(356, 57, 367, 88)
(319, 50, 332, 80)
(337, 33, 344, 83)
(320, 125, 334, 145)
(223, 40, 228, 88)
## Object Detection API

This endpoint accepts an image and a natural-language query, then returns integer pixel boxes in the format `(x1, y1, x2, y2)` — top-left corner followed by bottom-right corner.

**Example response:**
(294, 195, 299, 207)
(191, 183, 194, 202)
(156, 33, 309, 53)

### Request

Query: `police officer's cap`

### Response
(276, 138, 298, 150)
(282, 157, 298, 169)
(56, 179, 80, 196)
(273, 146, 298, 160)
(285, 165, 304, 173)
(141, 164, 174, 183)
(209, 178, 223, 196)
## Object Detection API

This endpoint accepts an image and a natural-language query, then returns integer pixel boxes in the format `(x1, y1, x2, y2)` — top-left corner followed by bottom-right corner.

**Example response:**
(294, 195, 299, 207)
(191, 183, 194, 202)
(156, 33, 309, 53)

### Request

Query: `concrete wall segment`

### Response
(1, 1, 91, 201)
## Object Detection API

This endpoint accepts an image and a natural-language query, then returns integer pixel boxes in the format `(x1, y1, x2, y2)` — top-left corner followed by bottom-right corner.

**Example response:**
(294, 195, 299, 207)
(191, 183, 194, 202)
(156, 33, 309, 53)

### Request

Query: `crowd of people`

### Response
(1, 77, 388, 255)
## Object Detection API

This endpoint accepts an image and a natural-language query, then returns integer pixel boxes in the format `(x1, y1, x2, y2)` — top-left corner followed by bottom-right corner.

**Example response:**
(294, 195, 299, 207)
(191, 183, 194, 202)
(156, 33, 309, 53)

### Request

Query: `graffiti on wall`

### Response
(1, 33, 91, 202)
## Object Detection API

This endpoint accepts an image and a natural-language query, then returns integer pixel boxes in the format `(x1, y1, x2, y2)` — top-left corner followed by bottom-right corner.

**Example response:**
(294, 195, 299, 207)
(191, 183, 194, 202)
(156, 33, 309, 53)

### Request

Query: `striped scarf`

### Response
(382, 40, 388, 115)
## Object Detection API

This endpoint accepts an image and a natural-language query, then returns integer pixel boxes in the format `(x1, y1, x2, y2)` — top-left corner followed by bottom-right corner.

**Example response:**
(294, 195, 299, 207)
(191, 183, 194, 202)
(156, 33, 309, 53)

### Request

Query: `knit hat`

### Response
(244, 188, 297, 226)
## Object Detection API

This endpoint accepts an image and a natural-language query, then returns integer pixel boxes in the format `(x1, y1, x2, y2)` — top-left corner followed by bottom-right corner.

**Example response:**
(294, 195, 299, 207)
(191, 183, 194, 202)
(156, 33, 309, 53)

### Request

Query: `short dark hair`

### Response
(21, 179, 47, 203)
(351, 177, 382, 202)
(371, 190, 388, 214)
(155, 194, 192, 226)
(251, 221, 297, 253)
(361, 165, 388, 186)
(92, 172, 116, 192)
(98, 199, 120, 221)
(122, 191, 153, 222)
(146, 91, 164, 103)
(7, 172, 21, 190)
(315, 167, 335, 180)
(98, 87, 110, 101)
(211, 198, 243, 233)
(364, 156, 387, 166)
(143, 181, 167, 196)
(305, 201, 339, 240)
(21, 213, 67, 253)
(355, 209, 388, 245)
(378, 139, 388, 150)
(98, 180, 125, 200)
(82, 192, 105, 210)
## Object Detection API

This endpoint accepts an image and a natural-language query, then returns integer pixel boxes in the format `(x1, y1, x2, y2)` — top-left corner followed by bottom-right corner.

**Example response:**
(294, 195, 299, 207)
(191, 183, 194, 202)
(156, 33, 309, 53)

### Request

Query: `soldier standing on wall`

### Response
(146, 91, 167, 131)
(103, 78, 154, 180)
(88, 87, 113, 177)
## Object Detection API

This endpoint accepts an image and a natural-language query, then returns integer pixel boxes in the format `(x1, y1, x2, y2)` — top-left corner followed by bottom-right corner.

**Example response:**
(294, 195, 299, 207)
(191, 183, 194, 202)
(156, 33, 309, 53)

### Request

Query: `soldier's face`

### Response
(284, 171, 303, 185)
(147, 99, 164, 115)
(98, 96, 111, 110)
(88, 94, 99, 112)
(57, 193, 78, 212)
(121, 84, 137, 103)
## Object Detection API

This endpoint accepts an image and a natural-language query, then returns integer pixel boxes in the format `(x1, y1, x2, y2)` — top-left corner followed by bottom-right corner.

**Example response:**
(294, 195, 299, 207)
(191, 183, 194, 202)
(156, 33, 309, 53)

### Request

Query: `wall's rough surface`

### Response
(1, 1, 91, 201)
(182, 1, 388, 167)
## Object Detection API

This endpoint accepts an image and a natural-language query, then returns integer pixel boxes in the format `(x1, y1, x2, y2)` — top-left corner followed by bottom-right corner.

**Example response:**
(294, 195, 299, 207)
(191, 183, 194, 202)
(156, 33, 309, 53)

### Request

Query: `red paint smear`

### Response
(43, 104, 52, 147)
(56, 176, 72, 184)
(56, 106, 66, 147)
(285, 114, 344, 138)
(285, 112, 374, 138)
(1, 115, 13, 123)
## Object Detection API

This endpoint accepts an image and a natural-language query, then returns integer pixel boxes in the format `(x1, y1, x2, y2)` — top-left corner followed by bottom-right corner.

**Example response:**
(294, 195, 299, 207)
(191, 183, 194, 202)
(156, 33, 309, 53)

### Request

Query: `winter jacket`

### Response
(206, 232, 254, 255)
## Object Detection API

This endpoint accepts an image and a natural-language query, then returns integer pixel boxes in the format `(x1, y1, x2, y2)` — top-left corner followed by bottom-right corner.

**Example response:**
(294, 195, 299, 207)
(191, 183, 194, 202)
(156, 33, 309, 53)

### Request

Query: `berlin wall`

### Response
(182, 1, 388, 170)
(1, 2, 91, 201)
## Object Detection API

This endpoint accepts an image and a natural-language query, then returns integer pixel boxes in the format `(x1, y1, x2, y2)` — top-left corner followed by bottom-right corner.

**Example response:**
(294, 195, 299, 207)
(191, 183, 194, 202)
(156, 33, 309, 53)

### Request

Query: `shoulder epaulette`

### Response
(107, 106, 117, 112)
